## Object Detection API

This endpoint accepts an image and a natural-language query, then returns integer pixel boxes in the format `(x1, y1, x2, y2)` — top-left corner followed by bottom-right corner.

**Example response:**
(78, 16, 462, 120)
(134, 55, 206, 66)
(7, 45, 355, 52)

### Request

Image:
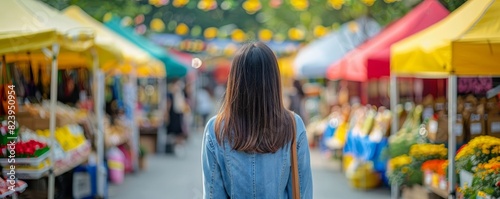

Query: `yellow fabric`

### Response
(0, 30, 58, 54)
(0, 0, 121, 67)
(391, 0, 498, 76)
(63, 6, 165, 77)
(452, 1, 500, 74)
(277, 55, 295, 78)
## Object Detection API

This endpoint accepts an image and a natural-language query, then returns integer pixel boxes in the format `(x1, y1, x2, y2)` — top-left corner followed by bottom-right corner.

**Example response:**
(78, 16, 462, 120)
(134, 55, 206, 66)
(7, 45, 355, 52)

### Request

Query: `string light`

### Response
(204, 27, 218, 40)
(328, 0, 344, 10)
(361, 0, 376, 6)
(259, 29, 273, 41)
(175, 23, 190, 35)
(290, 0, 308, 11)
(150, 18, 165, 32)
(242, 0, 262, 14)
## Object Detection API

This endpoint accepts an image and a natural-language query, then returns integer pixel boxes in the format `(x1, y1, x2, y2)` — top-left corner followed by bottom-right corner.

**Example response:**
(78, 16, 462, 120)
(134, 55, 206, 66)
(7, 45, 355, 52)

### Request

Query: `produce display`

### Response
(387, 144, 447, 187)
(455, 136, 500, 198)
(0, 177, 27, 198)
(388, 104, 424, 158)
(3, 159, 51, 170)
(104, 117, 131, 148)
(0, 140, 49, 158)
(35, 125, 86, 151)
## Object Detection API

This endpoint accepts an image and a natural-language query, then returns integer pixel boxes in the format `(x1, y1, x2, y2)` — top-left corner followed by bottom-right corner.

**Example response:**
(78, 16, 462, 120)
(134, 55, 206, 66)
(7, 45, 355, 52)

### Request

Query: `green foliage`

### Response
(41, 0, 468, 41)
(40, 0, 151, 21)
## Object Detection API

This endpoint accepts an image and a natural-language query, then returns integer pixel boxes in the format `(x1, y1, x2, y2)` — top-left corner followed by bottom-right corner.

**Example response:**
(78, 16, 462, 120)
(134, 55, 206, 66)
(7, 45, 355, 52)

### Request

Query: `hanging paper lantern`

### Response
(173, 0, 189, 7)
(134, 14, 145, 25)
(191, 25, 202, 37)
(204, 27, 218, 40)
(290, 0, 308, 11)
(328, 0, 344, 9)
(313, 25, 328, 38)
(194, 40, 206, 52)
(242, 0, 262, 14)
(176, 23, 190, 35)
(167, 21, 178, 31)
(149, 0, 169, 7)
(103, 12, 113, 22)
(221, 0, 234, 10)
(269, 0, 282, 8)
(231, 29, 246, 43)
(121, 16, 133, 27)
(198, 0, 218, 11)
(150, 18, 165, 32)
(361, 0, 376, 6)
(288, 28, 304, 41)
(258, 29, 273, 41)
(135, 24, 147, 35)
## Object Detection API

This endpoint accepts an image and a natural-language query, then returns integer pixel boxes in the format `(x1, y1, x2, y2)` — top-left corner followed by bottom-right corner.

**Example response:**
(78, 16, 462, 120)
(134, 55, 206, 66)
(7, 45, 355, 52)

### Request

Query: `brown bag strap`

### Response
(290, 111, 300, 199)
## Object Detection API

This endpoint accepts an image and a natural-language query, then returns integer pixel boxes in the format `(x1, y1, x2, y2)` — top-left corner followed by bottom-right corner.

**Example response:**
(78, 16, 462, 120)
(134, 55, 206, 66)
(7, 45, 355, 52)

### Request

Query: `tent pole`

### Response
(390, 75, 398, 135)
(92, 48, 106, 198)
(47, 43, 60, 199)
(390, 74, 399, 199)
(157, 77, 167, 153)
(130, 65, 139, 171)
(448, 75, 457, 199)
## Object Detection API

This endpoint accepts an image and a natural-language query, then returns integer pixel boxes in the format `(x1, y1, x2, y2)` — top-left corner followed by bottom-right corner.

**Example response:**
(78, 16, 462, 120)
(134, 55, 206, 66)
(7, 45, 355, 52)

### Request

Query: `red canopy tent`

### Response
(326, 0, 449, 82)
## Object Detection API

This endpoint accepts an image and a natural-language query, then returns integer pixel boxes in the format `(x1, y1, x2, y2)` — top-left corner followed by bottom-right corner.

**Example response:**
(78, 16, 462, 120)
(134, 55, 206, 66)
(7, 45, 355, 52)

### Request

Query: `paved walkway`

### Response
(109, 131, 391, 199)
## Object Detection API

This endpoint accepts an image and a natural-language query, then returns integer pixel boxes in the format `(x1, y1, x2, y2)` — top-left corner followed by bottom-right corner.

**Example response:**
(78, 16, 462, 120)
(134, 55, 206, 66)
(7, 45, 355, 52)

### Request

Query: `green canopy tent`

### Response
(105, 18, 189, 79)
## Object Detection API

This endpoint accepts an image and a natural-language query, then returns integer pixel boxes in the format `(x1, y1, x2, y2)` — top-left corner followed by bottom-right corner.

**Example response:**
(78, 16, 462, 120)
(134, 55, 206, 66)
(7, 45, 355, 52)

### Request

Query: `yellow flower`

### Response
(483, 149, 490, 154)
(401, 167, 409, 174)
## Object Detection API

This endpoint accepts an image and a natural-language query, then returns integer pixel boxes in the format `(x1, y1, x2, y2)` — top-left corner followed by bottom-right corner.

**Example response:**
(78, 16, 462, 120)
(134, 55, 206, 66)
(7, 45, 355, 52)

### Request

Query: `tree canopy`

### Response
(41, 0, 466, 42)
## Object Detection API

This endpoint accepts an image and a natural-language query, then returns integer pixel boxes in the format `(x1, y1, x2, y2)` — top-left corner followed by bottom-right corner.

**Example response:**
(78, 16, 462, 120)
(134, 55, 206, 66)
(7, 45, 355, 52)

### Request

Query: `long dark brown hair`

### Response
(214, 42, 294, 153)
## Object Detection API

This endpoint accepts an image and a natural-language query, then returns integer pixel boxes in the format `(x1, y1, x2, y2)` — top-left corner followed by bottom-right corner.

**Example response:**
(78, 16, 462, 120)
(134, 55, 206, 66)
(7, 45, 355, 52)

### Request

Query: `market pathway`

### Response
(109, 131, 391, 199)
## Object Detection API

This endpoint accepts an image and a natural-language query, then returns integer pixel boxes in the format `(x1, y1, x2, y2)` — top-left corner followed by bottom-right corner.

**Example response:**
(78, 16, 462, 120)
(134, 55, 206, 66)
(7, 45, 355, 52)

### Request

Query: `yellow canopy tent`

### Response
(451, 1, 500, 73)
(391, 0, 500, 76)
(0, 0, 121, 67)
(0, 1, 123, 198)
(63, 6, 166, 78)
(389, 1, 500, 198)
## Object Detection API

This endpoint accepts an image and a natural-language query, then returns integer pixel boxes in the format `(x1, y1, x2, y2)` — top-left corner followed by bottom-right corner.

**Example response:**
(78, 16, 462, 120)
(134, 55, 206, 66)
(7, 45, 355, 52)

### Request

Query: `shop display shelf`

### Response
(53, 141, 91, 177)
(3, 165, 50, 180)
(0, 150, 49, 167)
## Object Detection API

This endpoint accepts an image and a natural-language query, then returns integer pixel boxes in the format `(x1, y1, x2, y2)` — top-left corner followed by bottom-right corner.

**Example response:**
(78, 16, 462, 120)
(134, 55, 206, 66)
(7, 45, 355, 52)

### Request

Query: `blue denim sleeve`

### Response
(297, 130, 313, 199)
(201, 125, 229, 199)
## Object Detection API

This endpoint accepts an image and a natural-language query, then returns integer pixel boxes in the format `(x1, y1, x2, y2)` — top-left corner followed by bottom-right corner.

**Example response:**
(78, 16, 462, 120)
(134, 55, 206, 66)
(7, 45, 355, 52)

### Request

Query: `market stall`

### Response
(63, 6, 166, 181)
(0, 0, 123, 198)
(293, 17, 380, 79)
(326, 0, 449, 104)
(390, 0, 500, 198)
(105, 18, 189, 154)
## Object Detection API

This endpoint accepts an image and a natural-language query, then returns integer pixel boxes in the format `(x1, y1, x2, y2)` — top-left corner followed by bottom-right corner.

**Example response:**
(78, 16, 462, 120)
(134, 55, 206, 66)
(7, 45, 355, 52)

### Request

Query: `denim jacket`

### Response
(201, 114, 313, 199)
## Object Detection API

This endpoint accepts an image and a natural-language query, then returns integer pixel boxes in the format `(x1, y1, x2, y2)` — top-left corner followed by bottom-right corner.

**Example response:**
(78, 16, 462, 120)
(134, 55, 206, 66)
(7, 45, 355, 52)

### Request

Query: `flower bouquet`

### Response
(455, 136, 500, 173)
(388, 143, 447, 187)
(421, 159, 448, 177)
(459, 157, 500, 198)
